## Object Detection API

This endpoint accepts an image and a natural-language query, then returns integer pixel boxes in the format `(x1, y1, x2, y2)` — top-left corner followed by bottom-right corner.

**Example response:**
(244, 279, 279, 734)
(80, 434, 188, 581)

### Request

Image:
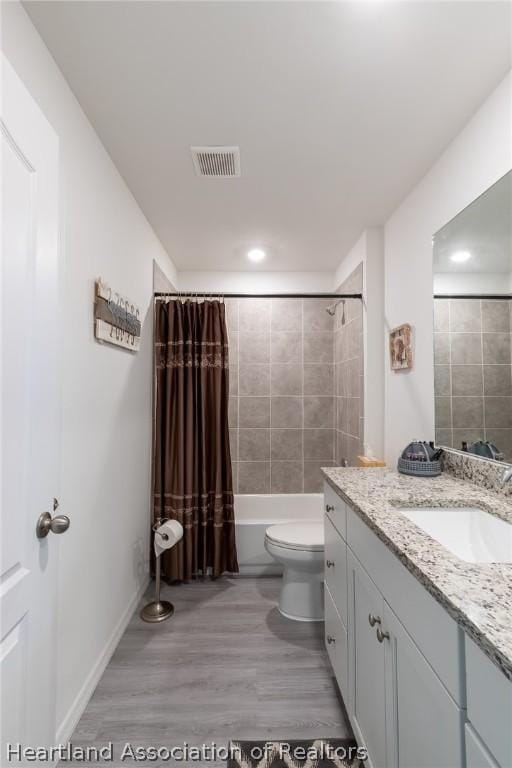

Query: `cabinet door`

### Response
(325, 583, 349, 696)
(324, 514, 348, 627)
(348, 551, 387, 768)
(384, 602, 464, 768)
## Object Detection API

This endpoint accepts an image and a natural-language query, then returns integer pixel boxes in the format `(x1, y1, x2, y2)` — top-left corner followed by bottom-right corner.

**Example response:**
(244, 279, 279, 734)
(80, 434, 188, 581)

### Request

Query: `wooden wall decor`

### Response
(389, 323, 413, 371)
(94, 278, 141, 352)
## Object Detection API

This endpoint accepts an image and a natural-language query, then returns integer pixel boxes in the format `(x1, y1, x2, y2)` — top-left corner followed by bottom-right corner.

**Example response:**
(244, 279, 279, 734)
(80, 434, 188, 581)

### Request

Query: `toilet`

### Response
(264, 522, 324, 622)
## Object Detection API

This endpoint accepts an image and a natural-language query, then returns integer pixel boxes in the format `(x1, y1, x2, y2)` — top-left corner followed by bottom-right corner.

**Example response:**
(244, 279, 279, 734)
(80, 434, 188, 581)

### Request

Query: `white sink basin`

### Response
(398, 506, 512, 563)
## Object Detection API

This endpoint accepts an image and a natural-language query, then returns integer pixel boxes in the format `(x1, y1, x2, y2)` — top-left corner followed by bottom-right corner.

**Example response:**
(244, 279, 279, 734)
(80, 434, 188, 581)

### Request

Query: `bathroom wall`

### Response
(334, 265, 364, 466)
(225, 298, 336, 493)
(384, 71, 512, 463)
(2, 2, 177, 741)
(434, 298, 512, 461)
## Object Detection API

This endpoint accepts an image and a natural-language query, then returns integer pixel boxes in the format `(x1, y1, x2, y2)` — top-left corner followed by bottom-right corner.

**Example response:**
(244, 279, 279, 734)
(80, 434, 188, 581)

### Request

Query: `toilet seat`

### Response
(265, 522, 324, 552)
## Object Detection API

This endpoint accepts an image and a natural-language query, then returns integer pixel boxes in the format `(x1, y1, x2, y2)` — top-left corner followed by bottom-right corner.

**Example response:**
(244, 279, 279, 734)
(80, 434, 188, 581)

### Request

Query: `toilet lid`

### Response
(265, 522, 324, 551)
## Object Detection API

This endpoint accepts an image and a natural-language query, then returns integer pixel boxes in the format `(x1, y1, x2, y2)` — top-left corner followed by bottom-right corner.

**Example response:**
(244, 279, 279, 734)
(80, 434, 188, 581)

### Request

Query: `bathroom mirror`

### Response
(433, 170, 512, 464)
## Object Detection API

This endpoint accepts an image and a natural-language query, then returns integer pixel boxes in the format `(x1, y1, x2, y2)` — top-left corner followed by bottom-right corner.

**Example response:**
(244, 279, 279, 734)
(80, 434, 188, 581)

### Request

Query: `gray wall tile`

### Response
(304, 461, 335, 493)
(239, 299, 271, 333)
(434, 365, 451, 396)
(450, 333, 482, 365)
(271, 364, 302, 395)
(303, 332, 334, 363)
(434, 297, 512, 462)
(434, 333, 450, 364)
(304, 429, 334, 460)
(485, 397, 512, 429)
(271, 299, 302, 332)
(303, 299, 334, 331)
(238, 462, 270, 494)
(484, 365, 512, 396)
(239, 429, 270, 461)
(304, 396, 334, 428)
(451, 365, 483, 396)
(239, 365, 270, 396)
(304, 364, 334, 396)
(450, 299, 482, 332)
(435, 397, 452, 429)
(482, 301, 510, 332)
(452, 397, 484, 429)
(271, 429, 303, 460)
(239, 397, 270, 428)
(434, 300, 449, 332)
(483, 332, 511, 364)
(271, 461, 303, 493)
(233, 292, 364, 492)
(239, 333, 270, 364)
(271, 332, 301, 363)
(271, 397, 303, 428)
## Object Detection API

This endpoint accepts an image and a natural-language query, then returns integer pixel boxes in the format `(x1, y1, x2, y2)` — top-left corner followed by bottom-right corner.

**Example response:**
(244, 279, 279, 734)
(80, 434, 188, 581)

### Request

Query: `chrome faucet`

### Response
(500, 466, 512, 485)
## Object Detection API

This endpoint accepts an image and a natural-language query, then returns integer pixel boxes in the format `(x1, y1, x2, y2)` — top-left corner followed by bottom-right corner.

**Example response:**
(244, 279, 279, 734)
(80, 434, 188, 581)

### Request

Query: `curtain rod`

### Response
(433, 294, 512, 300)
(154, 292, 363, 300)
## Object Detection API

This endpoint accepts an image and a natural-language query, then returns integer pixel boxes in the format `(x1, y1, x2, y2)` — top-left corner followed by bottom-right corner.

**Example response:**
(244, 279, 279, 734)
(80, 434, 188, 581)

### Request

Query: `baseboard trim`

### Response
(55, 576, 150, 745)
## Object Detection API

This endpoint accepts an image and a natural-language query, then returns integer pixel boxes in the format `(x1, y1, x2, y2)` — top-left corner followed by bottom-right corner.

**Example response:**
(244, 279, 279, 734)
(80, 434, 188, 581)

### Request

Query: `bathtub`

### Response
(234, 493, 323, 576)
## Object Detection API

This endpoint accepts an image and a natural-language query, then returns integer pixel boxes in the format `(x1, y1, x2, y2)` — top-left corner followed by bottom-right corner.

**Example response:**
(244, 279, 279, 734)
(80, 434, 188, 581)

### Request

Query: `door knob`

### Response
(376, 628, 390, 643)
(327, 635, 336, 645)
(326, 560, 335, 568)
(368, 613, 381, 627)
(325, 504, 335, 513)
(36, 511, 70, 539)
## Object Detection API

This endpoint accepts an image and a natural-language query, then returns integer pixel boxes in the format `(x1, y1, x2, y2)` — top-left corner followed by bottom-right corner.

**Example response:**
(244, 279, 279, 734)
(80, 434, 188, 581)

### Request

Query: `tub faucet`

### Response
(500, 466, 512, 485)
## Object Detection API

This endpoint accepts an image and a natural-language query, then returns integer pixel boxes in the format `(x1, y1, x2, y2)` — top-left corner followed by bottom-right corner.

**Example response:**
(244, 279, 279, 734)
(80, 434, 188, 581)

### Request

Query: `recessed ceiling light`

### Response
(450, 250, 471, 263)
(247, 248, 266, 263)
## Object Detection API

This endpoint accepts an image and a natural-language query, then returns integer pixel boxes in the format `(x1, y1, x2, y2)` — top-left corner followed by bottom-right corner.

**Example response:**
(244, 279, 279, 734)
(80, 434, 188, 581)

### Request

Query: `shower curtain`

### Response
(153, 299, 238, 580)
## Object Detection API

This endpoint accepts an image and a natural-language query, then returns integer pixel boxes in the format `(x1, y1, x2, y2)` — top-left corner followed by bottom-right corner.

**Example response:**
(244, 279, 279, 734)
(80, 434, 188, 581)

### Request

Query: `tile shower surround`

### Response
(334, 264, 364, 467)
(434, 298, 512, 462)
(226, 298, 338, 494)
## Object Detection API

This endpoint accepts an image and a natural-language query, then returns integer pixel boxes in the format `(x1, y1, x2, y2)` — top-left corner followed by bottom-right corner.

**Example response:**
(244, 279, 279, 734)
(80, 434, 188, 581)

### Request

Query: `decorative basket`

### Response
(397, 457, 441, 477)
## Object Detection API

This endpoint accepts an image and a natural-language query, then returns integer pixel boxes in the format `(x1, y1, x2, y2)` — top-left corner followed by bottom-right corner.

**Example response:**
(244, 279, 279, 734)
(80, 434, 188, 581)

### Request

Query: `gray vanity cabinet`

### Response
(383, 602, 464, 768)
(324, 481, 466, 768)
(347, 550, 387, 768)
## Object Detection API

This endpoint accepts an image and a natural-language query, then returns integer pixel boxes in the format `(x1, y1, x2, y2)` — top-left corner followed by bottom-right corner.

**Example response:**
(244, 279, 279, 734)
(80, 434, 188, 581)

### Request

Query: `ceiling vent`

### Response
(191, 146, 241, 178)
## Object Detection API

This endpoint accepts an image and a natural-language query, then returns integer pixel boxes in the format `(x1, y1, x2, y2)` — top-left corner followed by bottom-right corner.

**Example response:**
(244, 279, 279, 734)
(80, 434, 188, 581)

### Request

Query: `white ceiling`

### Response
(24, 1, 511, 272)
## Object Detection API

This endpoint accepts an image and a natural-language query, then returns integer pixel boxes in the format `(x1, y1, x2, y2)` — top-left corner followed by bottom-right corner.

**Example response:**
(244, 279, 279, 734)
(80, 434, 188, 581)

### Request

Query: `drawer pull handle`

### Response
(327, 635, 336, 645)
(376, 628, 390, 643)
(326, 560, 335, 568)
(368, 614, 381, 627)
(325, 504, 335, 513)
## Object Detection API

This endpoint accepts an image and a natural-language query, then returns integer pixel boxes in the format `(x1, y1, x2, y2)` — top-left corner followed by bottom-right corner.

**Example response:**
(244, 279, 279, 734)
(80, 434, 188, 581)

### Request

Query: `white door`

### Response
(1, 54, 62, 760)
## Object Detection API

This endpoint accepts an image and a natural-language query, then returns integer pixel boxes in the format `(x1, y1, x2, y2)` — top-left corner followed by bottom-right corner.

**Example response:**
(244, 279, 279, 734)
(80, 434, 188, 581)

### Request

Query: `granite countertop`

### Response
(322, 466, 512, 682)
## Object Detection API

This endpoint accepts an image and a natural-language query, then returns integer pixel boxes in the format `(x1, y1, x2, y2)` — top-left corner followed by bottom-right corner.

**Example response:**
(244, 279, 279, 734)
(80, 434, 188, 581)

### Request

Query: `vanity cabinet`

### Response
(347, 550, 387, 768)
(324, 481, 466, 768)
(383, 601, 464, 768)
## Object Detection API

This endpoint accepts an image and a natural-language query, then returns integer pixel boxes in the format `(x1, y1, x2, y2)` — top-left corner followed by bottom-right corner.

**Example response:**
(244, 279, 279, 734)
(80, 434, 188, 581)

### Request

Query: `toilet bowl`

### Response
(264, 522, 324, 622)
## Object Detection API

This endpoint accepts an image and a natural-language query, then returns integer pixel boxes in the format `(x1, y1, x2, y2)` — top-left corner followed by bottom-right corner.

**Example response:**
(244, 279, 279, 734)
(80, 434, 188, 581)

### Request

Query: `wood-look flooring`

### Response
(67, 577, 351, 766)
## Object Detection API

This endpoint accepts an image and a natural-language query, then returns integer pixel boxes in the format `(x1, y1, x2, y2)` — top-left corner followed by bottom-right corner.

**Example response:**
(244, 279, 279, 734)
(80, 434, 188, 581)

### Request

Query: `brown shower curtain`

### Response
(153, 299, 238, 580)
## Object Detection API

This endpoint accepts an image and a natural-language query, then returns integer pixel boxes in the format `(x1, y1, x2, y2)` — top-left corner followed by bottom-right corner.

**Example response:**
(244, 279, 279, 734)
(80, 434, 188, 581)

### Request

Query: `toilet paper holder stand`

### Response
(140, 517, 174, 623)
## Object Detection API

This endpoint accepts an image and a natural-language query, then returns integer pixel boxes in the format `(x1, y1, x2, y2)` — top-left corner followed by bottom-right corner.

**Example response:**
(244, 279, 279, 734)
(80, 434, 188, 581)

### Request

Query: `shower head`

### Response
(326, 299, 345, 316)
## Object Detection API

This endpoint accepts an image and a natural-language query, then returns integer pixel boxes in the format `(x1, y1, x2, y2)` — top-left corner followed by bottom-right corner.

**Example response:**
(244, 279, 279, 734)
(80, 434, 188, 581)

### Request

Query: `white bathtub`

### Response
(234, 493, 323, 576)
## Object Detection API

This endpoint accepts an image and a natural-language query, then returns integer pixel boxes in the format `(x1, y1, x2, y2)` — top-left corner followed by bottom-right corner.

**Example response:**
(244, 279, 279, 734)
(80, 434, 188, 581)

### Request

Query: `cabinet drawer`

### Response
(324, 514, 348, 627)
(325, 582, 348, 697)
(466, 636, 512, 768)
(324, 481, 347, 540)
(466, 725, 500, 768)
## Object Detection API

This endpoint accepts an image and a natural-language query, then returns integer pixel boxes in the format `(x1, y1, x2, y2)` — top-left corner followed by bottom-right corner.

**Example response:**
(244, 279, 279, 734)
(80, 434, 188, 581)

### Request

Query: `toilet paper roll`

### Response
(154, 519, 183, 558)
